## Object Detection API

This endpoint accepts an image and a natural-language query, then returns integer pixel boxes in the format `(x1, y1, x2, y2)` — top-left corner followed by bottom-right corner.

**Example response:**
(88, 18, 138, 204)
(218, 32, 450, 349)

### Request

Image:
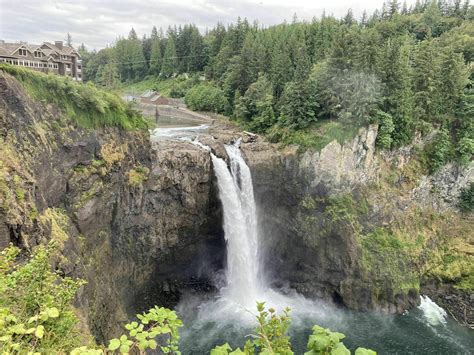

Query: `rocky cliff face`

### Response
(0, 72, 224, 341)
(241, 126, 472, 323)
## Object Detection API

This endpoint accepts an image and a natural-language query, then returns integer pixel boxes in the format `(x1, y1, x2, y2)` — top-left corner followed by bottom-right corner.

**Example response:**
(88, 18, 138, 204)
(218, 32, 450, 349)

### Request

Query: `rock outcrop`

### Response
(0, 71, 224, 341)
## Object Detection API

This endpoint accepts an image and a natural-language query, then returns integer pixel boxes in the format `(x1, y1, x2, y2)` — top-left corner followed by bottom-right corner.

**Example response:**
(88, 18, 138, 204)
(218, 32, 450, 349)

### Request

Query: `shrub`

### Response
(424, 129, 453, 173)
(0, 242, 86, 353)
(456, 136, 474, 166)
(458, 182, 474, 213)
(185, 83, 228, 113)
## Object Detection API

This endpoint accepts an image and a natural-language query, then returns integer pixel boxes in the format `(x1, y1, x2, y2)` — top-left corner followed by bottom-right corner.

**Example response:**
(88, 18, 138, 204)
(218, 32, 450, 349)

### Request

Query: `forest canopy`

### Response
(79, 0, 473, 163)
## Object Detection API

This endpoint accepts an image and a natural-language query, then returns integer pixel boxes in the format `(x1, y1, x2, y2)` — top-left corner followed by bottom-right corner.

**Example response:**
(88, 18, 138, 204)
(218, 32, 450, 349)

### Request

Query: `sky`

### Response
(1, 0, 397, 50)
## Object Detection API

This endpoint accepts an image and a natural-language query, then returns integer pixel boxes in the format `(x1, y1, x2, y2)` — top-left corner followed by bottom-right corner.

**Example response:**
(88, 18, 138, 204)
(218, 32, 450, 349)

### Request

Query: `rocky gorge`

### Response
(0, 69, 472, 346)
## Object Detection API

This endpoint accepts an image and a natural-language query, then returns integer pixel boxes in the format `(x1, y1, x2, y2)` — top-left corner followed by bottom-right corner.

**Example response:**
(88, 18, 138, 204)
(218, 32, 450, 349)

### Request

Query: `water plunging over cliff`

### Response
(180, 139, 329, 323)
(210, 141, 262, 307)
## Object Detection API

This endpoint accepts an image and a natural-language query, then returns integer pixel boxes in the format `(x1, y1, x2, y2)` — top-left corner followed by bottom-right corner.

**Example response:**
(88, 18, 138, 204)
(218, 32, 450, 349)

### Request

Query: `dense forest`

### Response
(79, 0, 473, 168)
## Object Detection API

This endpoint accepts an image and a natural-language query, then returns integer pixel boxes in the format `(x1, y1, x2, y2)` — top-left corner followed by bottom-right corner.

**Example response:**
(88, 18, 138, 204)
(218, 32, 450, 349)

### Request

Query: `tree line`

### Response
(79, 0, 473, 165)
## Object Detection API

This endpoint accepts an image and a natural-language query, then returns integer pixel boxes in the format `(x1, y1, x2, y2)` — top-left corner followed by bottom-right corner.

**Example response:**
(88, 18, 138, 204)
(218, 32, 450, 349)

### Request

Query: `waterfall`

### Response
(210, 140, 262, 308)
(418, 295, 448, 326)
(180, 137, 329, 325)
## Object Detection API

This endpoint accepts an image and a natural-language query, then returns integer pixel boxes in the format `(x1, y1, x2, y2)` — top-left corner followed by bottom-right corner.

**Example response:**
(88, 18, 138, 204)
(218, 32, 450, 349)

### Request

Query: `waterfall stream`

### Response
(210, 141, 262, 307)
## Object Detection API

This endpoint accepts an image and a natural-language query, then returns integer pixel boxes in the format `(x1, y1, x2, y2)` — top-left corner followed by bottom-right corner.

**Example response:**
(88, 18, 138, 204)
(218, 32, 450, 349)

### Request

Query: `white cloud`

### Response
(0, 0, 409, 50)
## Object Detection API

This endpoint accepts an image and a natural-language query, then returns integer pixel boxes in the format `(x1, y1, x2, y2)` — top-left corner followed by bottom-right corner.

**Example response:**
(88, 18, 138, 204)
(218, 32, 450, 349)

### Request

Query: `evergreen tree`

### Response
(377, 36, 414, 145)
(128, 28, 138, 40)
(270, 40, 293, 98)
(344, 9, 355, 25)
(149, 37, 163, 75)
(388, 0, 400, 17)
(161, 37, 178, 78)
(97, 62, 120, 88)
(151, 26, 159, 40)
(412, 38, 442, 122)
(439, 45, 469, 114)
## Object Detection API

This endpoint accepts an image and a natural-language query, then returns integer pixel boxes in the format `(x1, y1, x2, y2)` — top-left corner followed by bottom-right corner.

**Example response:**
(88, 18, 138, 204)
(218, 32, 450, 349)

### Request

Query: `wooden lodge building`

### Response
(0, 40, 82, 81)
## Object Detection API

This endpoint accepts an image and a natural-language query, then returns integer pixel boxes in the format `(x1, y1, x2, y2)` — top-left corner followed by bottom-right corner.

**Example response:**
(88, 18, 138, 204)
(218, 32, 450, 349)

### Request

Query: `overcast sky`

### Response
(1, 0, 402, 50)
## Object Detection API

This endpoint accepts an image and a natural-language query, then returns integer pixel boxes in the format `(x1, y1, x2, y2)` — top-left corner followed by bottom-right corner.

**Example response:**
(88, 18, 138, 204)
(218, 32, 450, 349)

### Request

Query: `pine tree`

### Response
(161, 37, 178, 78)
(97, 62, 120, 88)
(188, 26, 204, 72)
(361, 10, 368, 26)
(270, 40, 293, 98)
(149, 37, 162, 75)
(66, 32, 72, 47)
(412, 38, 442, 123)
(151, 26, 159, 40)
(344, 9, 355, 25)
(388, 0, 400, 17)
(377, 36, 414, 145)
(439, 45, 469, 114)
(128, 28, 138, 40)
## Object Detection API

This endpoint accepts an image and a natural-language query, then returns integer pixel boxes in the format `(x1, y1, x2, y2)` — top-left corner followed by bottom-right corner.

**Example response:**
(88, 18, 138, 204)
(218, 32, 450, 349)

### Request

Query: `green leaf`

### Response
(331, 343, 351, 355)
(28, 315, 39, 323)
(119, 344, 130, 354)
(35, 325, 44, 339)
(47, 307, 59, 318)
(26, 327, 36, 334)
(148, 339, 157, 350)
(108, 338, 121, 351)
(119, 334, 128, 342)
(355, 347, 377, 355)
(211, 343, 232, 355)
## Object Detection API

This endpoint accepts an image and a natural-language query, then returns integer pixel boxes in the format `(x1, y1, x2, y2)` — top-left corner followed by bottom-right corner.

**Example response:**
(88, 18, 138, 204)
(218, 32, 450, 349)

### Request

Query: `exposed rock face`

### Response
(241, 125, 472, 317)
(0, 72, 224, 341)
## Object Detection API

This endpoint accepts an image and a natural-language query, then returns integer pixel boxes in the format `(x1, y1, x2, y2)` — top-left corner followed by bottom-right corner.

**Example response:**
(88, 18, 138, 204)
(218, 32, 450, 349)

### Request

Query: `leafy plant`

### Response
(0, 242, 86, 353)
(211, 303, 376, 355)
(107, 306, 182, 354)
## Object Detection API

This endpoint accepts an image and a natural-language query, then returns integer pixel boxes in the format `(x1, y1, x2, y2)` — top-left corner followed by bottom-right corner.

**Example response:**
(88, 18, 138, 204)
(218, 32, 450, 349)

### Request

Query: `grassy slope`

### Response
(0, 64, 148, 130)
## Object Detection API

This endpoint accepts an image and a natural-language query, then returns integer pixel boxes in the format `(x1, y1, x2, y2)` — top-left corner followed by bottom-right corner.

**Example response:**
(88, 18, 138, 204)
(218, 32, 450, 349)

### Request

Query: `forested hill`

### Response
(80, 0, 473, 166)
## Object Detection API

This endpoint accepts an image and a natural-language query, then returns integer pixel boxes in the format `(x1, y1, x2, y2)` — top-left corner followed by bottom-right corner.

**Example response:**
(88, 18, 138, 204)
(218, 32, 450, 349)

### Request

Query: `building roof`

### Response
(0, 40, 80, 59)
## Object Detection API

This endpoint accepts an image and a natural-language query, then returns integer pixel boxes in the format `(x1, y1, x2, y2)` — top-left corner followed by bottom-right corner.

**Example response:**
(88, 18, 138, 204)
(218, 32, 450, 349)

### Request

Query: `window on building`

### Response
(66, 63, 71, 69)
(34, 51, 43, 58)
(78, 65, 82, 70)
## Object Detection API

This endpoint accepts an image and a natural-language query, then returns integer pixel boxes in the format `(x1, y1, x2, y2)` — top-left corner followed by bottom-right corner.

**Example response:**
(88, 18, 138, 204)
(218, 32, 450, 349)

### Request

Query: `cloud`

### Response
(0, 0, 396, 50)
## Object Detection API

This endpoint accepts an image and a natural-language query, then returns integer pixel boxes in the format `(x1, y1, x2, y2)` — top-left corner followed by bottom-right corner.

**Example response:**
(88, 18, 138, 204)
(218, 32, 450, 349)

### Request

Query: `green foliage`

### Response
(267, 120, 361, 152)
(212, 303, 375, 355)
(424, 129, 453, 173)
(0, 64, 147, 130)
(305, 325, 350, 355)
(185, 83, 228, 113)
(78, 5, 472, 154)
(107, 306, 182, 354)
(359, 227, 420, 294)
(161, 37, 178, 78)
(0, 242, 86, 353)
(458, 182, 474, 213)
(375, 111, 395, 149)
